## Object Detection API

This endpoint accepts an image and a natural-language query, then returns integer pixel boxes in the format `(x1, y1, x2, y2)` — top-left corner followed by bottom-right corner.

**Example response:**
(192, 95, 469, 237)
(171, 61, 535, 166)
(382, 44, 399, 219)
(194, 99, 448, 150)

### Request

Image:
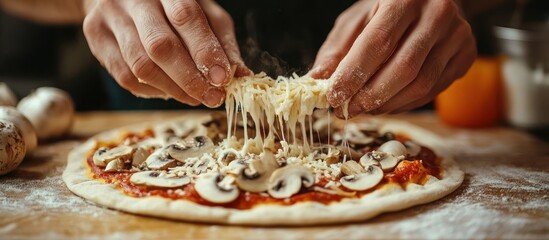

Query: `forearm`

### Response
(0, 0, 85, 24)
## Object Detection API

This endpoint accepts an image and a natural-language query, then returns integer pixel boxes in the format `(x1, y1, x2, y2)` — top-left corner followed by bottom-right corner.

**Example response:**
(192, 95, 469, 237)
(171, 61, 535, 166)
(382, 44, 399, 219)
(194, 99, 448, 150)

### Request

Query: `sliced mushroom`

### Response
(130, 171, 190, 188)
(203, 112, 227, 130)
(340, 160, 366, 176)
(333, 123, 377, 147)
(335, 145, 363, 161)
(373, 132, 395, 145)
(325, 154, 340, 165)
(132, 146, 152, 167)
(170, 121, 196, 138)
(145, 149, 178, 170)
(267, 165, 314, 199)
(219, 148, 239, 165)
(404, 140, 421, 157)
(193, 158, 210, 174)
(135, 137, 162, 149)
(156, 127, 178, 144)
(202, 112, 227, 143)
(357, 140, 407, 171)
(359, 151, 401, 172)
(104, 158, 125, 172)
(359, 151, 381, 168)
(235, 150, 278, 193)
(378, 140, 408, 157)
(344, 124, 375, 146)
(166, 136, 214, 162)
(314, 145, 341, 165)
(92, 145, 133, 167)
(130, 138, 161, 167)
(226, 158, 247, 174)
(340, 165, 383, 191)
(195, 173, 239, 204)
(155, 121, 195, 144)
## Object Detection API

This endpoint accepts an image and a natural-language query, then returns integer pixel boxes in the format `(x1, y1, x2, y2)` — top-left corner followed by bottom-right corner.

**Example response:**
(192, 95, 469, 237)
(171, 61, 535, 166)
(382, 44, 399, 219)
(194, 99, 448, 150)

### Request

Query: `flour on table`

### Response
(0, 164, 101, 215)
(0, 223, 17, 234)
(0, 142, 108, 217)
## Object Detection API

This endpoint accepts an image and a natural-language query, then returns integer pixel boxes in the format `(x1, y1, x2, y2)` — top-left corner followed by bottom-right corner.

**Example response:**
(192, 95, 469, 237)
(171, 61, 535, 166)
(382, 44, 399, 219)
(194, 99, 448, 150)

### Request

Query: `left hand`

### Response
(82, 0, 250, 108)
(309, 0, 476, 117)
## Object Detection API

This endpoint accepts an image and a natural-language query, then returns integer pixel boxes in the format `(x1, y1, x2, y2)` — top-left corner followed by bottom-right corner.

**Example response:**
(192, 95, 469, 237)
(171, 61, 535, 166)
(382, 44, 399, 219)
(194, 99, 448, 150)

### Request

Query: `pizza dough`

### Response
(63, 74, 463, 225)
(63, 114, 463, 225)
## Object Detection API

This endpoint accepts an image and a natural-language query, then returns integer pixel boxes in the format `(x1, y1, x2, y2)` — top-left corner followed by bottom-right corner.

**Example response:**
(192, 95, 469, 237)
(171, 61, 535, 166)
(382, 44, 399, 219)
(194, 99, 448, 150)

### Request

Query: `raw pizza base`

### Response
(63, 113, 464, 226)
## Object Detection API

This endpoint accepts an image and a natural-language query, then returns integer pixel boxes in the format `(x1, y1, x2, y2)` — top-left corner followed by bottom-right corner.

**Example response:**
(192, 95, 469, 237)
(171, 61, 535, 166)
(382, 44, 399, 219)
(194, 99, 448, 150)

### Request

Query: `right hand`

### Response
(309, 0, 476, 117)
(82, 0, 251, 107)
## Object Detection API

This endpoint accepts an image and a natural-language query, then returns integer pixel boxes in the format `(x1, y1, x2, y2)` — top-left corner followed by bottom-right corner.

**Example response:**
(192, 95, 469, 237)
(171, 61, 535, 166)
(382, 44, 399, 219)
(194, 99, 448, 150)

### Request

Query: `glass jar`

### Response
(493, 23, 549, 129)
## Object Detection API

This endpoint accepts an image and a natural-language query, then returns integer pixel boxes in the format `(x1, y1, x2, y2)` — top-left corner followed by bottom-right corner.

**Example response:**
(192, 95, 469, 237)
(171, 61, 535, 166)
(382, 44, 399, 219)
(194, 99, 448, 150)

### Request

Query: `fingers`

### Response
(380, 17, 476, 114)
(344, 1, 457, 116)
(160, 0, 232, 86)
(102, 2, 200, 105)
(391, 32, 477, 113)
(329, 1, 477, 118)
(374, 51, 450, 114)
(126, 0, 224, 107)
(390, 61, 459, 114)
(327, 1, 418, 108)
(199, 0, 251, 78)
(83, 11, 166, 99)
(309, 0, 373, 79)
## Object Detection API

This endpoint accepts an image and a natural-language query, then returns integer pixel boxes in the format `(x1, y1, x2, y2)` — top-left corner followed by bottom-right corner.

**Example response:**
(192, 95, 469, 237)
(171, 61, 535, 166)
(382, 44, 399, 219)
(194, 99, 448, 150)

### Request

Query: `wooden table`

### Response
(1, 111, 548, 239)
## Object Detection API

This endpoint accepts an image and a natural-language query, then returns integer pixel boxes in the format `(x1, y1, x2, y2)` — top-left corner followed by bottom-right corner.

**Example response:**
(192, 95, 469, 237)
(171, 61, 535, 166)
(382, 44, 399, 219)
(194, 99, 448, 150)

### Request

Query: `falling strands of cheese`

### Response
(223, 73, 331, 156)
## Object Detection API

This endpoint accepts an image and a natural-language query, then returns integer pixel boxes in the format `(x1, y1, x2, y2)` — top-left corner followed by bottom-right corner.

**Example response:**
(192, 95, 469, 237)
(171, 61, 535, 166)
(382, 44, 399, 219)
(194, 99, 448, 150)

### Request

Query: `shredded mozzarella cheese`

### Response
(224, 73, 330, 155)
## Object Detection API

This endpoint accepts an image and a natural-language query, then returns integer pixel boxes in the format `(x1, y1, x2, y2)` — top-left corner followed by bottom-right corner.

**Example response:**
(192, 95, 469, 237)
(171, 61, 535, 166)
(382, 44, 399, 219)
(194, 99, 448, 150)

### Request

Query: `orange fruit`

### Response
(435, 57, 503, 128)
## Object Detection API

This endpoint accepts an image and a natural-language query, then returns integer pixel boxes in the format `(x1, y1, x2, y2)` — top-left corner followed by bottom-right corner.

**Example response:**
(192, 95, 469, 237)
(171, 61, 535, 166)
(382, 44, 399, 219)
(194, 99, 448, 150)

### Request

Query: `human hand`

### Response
(310, 0, 476, 117)
(82, 0, 251, 107)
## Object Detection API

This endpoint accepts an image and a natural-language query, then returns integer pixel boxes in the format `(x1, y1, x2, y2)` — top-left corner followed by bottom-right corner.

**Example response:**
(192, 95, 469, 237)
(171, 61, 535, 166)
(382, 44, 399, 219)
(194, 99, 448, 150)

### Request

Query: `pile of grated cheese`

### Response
(224, 73, 330, 154)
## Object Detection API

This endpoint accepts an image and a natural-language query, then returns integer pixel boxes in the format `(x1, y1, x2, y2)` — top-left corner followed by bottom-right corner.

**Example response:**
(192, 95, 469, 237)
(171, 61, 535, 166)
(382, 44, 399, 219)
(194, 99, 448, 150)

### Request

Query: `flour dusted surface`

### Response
(2, 112, 547, 239)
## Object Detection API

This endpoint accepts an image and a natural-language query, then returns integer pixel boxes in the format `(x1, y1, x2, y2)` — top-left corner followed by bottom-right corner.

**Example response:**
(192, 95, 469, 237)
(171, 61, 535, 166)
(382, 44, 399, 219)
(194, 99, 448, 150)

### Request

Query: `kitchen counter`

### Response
(1, 111, 548, 239)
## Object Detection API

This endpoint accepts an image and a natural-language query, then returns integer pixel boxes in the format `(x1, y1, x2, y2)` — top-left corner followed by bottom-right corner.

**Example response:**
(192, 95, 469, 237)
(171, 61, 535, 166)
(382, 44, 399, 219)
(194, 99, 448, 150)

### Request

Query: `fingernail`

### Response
(348, 103, 363, 116)
(203, 88, 225, 107)
(209, 65, 227, 87)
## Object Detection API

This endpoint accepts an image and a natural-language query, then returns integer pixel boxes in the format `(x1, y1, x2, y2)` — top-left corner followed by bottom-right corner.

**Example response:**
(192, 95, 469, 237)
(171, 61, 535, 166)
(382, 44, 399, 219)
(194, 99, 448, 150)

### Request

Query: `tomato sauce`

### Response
(87, 133, 441, 210)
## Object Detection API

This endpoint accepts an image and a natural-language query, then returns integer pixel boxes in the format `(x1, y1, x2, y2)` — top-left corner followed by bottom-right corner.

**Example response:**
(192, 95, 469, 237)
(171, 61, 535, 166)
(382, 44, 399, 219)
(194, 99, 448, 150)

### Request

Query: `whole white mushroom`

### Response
(0, 82, 18, 107)
(17, 87, 75, 140)
(0, 106, 38, 152)
(0, 120, 26, 175)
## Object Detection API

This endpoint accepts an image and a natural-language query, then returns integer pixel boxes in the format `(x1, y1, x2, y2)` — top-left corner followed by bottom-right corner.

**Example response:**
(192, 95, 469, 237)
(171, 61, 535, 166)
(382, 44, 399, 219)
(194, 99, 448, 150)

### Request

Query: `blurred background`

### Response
(0, 0, 547, 135)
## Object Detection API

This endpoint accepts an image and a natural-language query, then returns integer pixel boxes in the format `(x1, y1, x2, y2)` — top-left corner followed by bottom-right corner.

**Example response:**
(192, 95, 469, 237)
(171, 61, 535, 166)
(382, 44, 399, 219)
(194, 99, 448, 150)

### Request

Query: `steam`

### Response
(242, 38, 296, 77)
(239, 11, 297, 77)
